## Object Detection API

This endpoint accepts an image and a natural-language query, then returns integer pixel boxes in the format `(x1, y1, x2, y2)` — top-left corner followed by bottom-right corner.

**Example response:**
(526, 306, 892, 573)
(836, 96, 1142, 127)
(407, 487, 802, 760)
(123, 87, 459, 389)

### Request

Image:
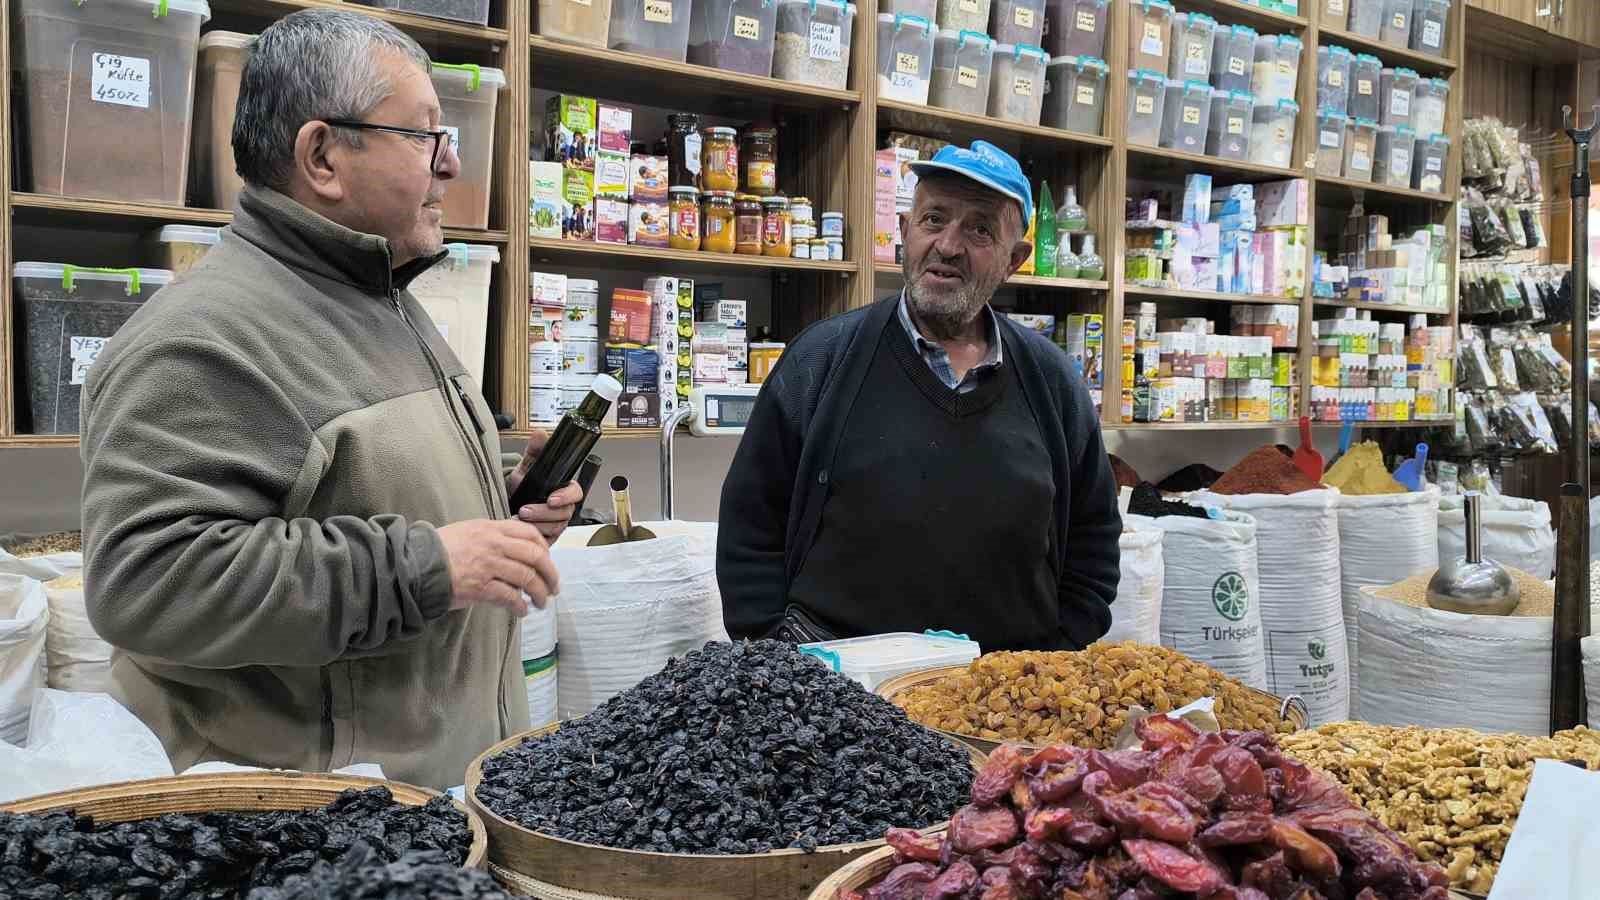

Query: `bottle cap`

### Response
(591, 373, 623, 402)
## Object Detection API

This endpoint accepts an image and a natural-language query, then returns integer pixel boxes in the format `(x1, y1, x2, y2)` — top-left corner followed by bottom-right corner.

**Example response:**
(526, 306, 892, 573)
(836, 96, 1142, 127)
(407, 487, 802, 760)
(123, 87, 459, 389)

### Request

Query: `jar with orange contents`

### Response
(734, 194, 764, 254)
(669, 186, 701, 251)
(700, 127, 739, 192)
(703, 190, 737, 254)
(761, 195, 792, 257)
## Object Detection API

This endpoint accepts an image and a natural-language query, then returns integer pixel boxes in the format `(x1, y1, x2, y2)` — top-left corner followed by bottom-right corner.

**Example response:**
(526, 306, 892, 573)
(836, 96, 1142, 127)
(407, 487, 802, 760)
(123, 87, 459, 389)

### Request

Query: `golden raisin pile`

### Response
(891, 642, 1293, 749)
(1280, 722, 1600, 895)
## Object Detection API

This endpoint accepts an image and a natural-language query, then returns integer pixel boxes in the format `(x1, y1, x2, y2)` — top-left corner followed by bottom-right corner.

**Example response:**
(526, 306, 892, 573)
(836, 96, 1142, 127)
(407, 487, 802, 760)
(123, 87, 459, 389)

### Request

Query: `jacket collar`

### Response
(229, 183, 446, 296)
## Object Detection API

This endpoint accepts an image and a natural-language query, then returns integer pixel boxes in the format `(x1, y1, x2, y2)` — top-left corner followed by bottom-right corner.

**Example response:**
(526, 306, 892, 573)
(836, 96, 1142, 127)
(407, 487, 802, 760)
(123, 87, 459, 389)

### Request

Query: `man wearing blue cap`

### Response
(717, 141, 1122, 651)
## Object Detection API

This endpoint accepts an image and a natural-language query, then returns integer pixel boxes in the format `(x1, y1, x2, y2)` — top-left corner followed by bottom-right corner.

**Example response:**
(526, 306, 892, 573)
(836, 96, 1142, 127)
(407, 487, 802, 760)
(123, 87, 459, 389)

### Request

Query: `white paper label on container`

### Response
(734, 15, 760, 39)
(1228, 115, 1245, 135)
(958, 65, 980, 88)
(1014, 75, 1034, 96)
(1357, 78, 1373, 95)
(1075, 9, 1096, 30)
(1426, 155, 1442, 172)
(1320, 129, 1339, 148)
(1328, 0, 1344, 11)
(1228, 56, 1246, 76)
(1391, 11, 1406, 29)
(68, 336, 108, 386)
(809, 22, 842, 61)
(1328, 69, 1343, 88)
(896, 51, 920, 75)
(643, 0, 672, 22)
(1423, 20, 1441, 47)
(1014, 6, 1035, 28)
(1276, 59, 1291, 76)
(91, 52, 150, 109)
(960, 0, 980, 11)
(1390, 89, 1410, 117)
(1075, 84, 1095, 105)
(1136, 95, 1155, 115)
(1352, 148, 1372, 171)
(891, 71, 917, 90)
(1391, 148, 1410, 173)
(1141, 23, 1163, 56)
(1182, 104, 1201, 125)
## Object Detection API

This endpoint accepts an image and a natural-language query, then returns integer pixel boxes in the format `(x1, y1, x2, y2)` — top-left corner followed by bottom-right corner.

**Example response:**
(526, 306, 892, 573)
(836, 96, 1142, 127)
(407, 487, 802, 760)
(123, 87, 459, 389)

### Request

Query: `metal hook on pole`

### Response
(1550, 102, 1600, 734)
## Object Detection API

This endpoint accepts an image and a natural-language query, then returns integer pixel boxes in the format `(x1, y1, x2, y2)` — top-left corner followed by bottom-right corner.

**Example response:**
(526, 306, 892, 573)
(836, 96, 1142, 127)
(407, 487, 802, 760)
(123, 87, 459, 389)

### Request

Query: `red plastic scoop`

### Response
(1292, 416, 1325, 482)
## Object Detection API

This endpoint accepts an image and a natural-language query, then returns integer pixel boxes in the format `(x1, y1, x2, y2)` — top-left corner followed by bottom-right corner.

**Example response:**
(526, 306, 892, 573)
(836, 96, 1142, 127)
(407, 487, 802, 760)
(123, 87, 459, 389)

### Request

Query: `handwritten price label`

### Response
(69, 336, 108, 386)
(734, 15, 760, 39)
(91, 52, 149, 108)
(643, 0, 673, 22)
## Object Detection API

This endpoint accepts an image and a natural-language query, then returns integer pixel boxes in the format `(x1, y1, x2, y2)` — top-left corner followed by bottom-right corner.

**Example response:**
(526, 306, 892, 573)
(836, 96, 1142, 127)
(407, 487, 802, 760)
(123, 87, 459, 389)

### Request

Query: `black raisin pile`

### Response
(0, 786, 471, 900)
(245, 841, 509, 900)
(475, 639, 974, 855)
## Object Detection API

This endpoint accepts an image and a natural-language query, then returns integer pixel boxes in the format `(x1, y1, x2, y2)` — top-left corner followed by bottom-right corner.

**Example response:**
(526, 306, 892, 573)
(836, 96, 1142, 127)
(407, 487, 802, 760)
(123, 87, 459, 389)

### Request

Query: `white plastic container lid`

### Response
(567, 278, 600, 294)
(590, 373, 623, 401)
(156, 225, 223, 245)
(431, 63, 507, 91)
(799, 630, 982, 691)
(439, 242, 502, 267)
(199, 30, 253, 51)
(13, 262, 175, 289)
(113, 0, 211, 21)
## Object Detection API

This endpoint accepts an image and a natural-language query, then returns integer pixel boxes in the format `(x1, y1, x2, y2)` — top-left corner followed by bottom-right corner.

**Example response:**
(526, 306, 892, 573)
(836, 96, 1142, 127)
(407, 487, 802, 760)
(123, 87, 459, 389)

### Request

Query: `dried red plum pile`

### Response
(245, 842, 508, 900)
(844, 717, 1451, 900)
(475, 640, 974, 855)
(0, 787, 471, 900)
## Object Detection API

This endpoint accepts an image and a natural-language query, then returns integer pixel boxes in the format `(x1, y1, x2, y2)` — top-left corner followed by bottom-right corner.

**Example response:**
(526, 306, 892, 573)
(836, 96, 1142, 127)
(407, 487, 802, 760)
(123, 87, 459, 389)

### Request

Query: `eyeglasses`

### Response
(324, 119, 453, 170)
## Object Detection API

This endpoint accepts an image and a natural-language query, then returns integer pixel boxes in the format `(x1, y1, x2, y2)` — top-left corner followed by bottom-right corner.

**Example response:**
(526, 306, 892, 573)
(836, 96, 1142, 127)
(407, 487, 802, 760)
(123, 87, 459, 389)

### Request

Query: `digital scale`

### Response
(686, 384, 762, 436)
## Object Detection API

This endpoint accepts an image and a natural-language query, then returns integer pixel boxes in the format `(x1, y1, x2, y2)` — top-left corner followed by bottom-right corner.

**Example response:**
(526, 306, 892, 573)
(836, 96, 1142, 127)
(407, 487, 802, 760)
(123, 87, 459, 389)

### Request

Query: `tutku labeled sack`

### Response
(0, 574, 48, 745)
(1336, 487, 1439, 717)
(1197, 489, 1348, 725)
(1106, 517, 1164, 645)
(1150, 510, 1267, 690)
(1585, 635, 1600, 729)
(1438, 493, 1555, 578)
(551, 523, 728, 719)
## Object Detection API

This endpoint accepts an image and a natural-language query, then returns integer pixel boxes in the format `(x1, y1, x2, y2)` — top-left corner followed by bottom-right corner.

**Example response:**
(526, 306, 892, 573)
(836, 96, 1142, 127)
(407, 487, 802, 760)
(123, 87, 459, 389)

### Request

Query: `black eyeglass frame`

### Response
(323, 119, 452, 169)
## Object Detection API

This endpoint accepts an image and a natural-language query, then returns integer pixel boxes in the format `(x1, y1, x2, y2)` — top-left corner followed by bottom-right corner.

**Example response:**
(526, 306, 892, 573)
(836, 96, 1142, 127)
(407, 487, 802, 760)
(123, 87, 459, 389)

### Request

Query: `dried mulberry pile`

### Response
(475, 640, 974, 854)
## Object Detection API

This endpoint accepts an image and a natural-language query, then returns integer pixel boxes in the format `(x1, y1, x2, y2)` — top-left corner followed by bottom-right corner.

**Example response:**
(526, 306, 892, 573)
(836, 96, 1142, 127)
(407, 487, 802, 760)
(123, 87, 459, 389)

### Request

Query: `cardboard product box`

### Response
(693, 352, 728, 383)
(1176, 223, 1219, 259)
(1214, 212, 1257, 232)
(1229, 306, 1257, 336)
(1182, 174, 1212, 224)
(1262, 304, 1299, 347)
(1185, 257, 1220, 292)
(874, 149, 899, 264)
(673, 280, 695, 404)
(1063, 315, 1088, 377)
(1210, 195, 1255, 218)
(1270, 386, 1291, 421)
(611, 391, 661, 429)
(595, 150, 631, 198)
(597, 104, 632, 155)
(1256, 179, 1310, 227)
(609, 288, 653, 344)
(594, 195, 629, 244)
(749, 343, 784, 384)
(629, 155, 668, 201)
(530, 271, 567, 309)
(725, 327, 748, 369)
(545, 95, 596, 170)
(629, 200, 669, 247)
(891, 145, 920, 203)
(1082, 315, 1103, 387)
(529, 161, 563, 239)
(1008, 313, 1057, 340)
(561, 168, 595, 240)
(698, 298, 748, 328)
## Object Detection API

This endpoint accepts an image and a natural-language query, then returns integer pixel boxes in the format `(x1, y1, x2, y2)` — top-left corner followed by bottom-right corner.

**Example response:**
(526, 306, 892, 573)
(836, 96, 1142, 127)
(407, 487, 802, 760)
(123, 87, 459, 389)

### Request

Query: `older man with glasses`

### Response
(77, 9, 572, 788)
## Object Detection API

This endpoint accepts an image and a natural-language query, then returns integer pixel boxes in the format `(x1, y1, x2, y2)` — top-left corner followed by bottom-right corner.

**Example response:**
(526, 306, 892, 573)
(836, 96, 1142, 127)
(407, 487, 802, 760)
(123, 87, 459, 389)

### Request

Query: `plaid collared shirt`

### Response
(896, 292, 1004, 394)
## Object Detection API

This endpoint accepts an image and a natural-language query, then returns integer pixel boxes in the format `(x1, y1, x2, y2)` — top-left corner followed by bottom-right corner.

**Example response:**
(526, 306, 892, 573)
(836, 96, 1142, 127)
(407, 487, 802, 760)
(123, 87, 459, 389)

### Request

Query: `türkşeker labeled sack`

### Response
(1438, 493, 1555, 578)
(1147, 509, 1268, 690)
(1105, 518, 1164, 645)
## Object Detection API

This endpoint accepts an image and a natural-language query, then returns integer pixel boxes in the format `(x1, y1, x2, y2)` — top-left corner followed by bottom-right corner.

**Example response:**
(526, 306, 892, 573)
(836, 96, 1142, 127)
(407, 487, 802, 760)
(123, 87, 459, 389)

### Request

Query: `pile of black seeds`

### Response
(245, 843, 509, 900)
(1128, 481, 1210, 519)
(475, 640, 974, 855)
(0, 787, 471, 899)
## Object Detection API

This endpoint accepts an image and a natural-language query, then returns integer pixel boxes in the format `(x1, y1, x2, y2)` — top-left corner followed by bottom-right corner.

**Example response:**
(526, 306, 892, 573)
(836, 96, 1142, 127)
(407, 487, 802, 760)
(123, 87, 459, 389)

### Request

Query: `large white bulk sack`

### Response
(552, 523, 728, 719)
(42, 577, 112, 693)
(1358, 587, 1550, 734)
(521, 592, 557, 661)
(1585, 635, 1600, 729)
(1106, 517, 1164, 645)
(1438, 494, 1555, 578)
(524, 653, 558, 729)
(0, 575, 48, 745)
(1150, 510, 1268, 690)
(1197, 489, 1348, 725)
(1336, 488, 1439, 717)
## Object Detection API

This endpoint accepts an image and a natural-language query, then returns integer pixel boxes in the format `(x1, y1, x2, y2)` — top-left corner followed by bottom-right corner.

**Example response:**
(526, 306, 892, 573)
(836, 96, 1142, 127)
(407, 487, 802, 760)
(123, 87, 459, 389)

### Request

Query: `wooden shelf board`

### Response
(215, 0, 509, 46)
(0, 435, 81, 448)
(873, 266, 1108, 292)
(9, 193, 510, 243)
(1127, 145, 1303, 185)
(876, 99, 1113, 154)
(529, 237, 855, 273)
(1314, 298, 1452, 315)
(1316, 26, 1457, 76)
(1162, 0, 1307, 33)
(1124, 285, 1300, 306)
(1315, 175, 1454, 207)
(529, 36, 860, 114)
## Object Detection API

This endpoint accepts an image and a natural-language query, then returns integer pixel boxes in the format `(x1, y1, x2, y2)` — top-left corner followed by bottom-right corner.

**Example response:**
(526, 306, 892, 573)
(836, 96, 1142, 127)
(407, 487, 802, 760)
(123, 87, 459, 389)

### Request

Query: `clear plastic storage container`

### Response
(1044, 54, 1109, 133)
(148, 224, 221, 276)
(1126, 0, 1175, 74)
(432, 63, 506, 230)
(1045, 0, 1108, 59)
(991, 0, 1046, 46)
(1315, 109, 1348, 175)
(1379, 66, 1417, 127)
(1347, 0, 1384, 37)
(538, 0, 613, 46)
(192, 31, 250, 211)
(1410, 0, 1450, 56)
(938, 0, 993, 35)
(354, 0, 489, 26)
(1206, 89, 1254, 160)
(1249, 98, 1298, 168)
(1160, 79, 1212, 153)
(14, 263, 172, 434)
(1343, 117, 1378, 181)
(930, 30, 995, 115)
(878, 14, 937, 104)
(1167, 12, 1216, 82)
(798, 631, 982, 691)
(773, 0, 856, 89)
(1251, 34, 1302, 105)
(1375, 124, 1415, 187)
(14, 0, 210, 204)
(1378, 0, 1412, 47)
(610, 0, 694, 60)
(1412, 76, 1448, 137)
(1347, 52, 1382, 121)
(1209, 24, 1256, 93)
(688, 0, 781, 75)
(1126, 68, 1167, 146)
(410, 244, 501, 387)
(1318, 0, 1350, 27)
(1317, 45, 1353, 117)
(1412, 133, 1450, 192)
(988, 43, 1049, 123)
(884, 0, 937, 22)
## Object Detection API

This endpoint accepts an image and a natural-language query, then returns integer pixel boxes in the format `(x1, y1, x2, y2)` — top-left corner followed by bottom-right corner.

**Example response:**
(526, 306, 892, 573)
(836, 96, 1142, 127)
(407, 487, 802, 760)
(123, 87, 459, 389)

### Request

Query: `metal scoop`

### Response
(586, 475, 657, 546)
(1427, 492, 1519, 616)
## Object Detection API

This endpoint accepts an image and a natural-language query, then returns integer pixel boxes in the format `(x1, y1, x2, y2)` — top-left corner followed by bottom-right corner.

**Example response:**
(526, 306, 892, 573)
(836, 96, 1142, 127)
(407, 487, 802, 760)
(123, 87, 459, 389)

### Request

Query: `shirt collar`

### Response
(896, 289, 1004, 369)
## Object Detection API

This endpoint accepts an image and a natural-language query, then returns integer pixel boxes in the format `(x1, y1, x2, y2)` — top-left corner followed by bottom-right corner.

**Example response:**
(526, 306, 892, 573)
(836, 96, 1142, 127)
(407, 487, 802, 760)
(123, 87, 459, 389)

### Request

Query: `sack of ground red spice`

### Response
(1105, 518, 1164, 645)
(1148, 510, 1268, 690)
(1208, 445, 1323, 495)
(1194, 488, 1348, 725)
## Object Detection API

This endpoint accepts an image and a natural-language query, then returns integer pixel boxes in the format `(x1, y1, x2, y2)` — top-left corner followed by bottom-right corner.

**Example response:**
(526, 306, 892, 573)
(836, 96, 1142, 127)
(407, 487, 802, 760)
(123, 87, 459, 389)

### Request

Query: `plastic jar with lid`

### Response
(792, 240, 812, 259)
(772, 0, 856, 89)
(1045, 0, 1108, 59)
(735, 194, 765, 253)
(1375, 124, 1415, 187)
(824, 237, 844, 259)
(1043, 54, 1108, 134)
(1379, 66, 1417, 127)
(669, 187, 702, 251)
(930, 29, 994, 116)
(793, 221, 817, 241)
(1126, 0, 1175, 74)
(762, 196, 793, 256)
(741, 126, 778, 196)
(539, 0, 613, 47)
(1206, 89, 1254, 160)
(990, 0, 1044, 47)
(608, 0, 693, 61)
(1167, 12, 1215, 82)
(1346, 53, 1382, 121)
(790, 196, 814, 225)
(1343, 117, 1377, 181)
(1412, 76, 1448, 137)
(1126, 68, 1167, 146)
(703, 191, 737, 252)
(1347, 0, 1384, 37)
(1251, 34, 1302, 106)
(1248, 98, 1298, 168)
(1378, 0, 1411, 47)
(688, 0, 780, 75)
(937, 0, 991, 35)
(877, 13, 936, 104)
(883, 0, 936, 22)
(1208, 24, 1256, 93)
(1315, 109, 1348, 175)
(1412, 134, 1450, 192)
(1160, 79, 1211, 152)
(1317, 45, 1352, 117)
(988, 42, 1048, 124)
(700, 126, 739, 192)
(667, 113, 702, 188)
(809, 238, 828, 259)
(1410, 0, 1450, 56)
(820, 211, 845, 237)
(1318, 0, 1350, 27)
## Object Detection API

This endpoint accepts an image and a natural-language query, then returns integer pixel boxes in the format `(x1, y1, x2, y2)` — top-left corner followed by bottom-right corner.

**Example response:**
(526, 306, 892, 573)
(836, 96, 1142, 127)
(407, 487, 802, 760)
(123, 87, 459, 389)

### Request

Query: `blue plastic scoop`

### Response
(1394, 442, 1429, 491)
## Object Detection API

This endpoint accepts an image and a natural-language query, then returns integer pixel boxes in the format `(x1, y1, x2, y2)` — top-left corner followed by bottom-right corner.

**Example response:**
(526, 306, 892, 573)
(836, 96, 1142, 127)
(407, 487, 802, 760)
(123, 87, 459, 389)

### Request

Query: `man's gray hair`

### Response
(232, 9, 432, 190)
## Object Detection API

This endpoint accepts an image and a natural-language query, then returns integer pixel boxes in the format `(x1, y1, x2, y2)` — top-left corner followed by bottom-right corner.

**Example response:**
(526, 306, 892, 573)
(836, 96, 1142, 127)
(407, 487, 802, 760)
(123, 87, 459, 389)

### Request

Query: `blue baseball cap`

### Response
(909, 140, 1034, 226)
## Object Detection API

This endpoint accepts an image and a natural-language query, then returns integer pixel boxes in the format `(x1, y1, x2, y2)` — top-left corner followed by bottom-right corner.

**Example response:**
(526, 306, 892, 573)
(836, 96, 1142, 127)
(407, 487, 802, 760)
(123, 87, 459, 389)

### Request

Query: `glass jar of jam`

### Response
(700, 127, 739, 192)
(741, 126, 778, 196)
(734, 194, 764, 254)
(666, 113, 701, 189)
(669, 186, 701, 251)
(789, 195, 814, 226)
(761, 195, 792, 257)
(703, 190, 737, 254)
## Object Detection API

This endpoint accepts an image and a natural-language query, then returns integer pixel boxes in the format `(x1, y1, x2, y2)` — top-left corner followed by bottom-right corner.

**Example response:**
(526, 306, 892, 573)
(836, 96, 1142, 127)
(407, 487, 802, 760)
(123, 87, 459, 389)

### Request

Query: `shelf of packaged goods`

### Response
(216, 0, 510, 47)
(528, 36, 860, 115)
(1106, 419, 1444, 432)
(1315, 26, 1457, 77)
(1124, 285, 1301, 306)
(876, 99, 1113, 155)
(1315, 176, 1454, 208)
(9, 193, 511, 243)
(873, 266, 1108, 292)
(1314, 298, 1452, 316)
(528, 237, 855, 274)
(1126, 145, 1303, 185)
